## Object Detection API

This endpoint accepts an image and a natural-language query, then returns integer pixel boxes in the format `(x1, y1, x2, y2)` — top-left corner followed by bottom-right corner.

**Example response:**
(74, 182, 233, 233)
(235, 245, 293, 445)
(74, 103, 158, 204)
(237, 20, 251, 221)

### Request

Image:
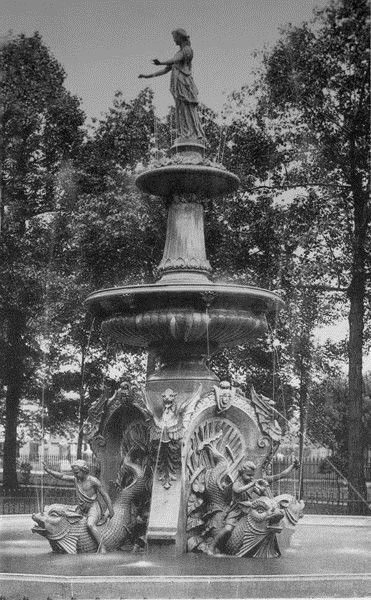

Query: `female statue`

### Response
(139, 28, 205, 143)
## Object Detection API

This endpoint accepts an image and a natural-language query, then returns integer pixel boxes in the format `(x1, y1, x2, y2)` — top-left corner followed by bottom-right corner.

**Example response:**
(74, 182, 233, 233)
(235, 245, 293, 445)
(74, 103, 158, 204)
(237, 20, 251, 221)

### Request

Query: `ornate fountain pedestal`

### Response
(81, 141, 305, 558)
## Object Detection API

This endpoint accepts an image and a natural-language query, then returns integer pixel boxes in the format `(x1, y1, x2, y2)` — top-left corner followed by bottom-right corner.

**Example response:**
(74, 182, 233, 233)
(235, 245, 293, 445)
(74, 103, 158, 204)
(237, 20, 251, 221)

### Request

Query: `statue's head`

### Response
(172, 28, 190, 46)
(71, 459, 89, 476)
(239, 460, 256, 481)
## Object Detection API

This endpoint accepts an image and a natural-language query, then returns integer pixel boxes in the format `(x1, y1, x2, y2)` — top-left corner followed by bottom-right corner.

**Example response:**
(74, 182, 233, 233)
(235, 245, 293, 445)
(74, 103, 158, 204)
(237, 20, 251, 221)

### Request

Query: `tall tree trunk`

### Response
(347, 182, 368, 514)
(3, 312, 26, 489)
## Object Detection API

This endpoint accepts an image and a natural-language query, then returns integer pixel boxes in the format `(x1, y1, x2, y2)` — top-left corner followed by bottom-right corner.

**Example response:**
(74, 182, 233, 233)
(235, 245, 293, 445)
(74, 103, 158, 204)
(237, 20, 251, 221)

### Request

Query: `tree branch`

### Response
(252, 182, 351, 191)
(295, 284, 348, 293)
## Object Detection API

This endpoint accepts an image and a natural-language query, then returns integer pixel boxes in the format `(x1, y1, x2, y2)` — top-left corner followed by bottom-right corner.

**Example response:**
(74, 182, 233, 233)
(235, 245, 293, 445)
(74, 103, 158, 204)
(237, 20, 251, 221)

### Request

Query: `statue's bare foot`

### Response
(97, 544, 107, 554)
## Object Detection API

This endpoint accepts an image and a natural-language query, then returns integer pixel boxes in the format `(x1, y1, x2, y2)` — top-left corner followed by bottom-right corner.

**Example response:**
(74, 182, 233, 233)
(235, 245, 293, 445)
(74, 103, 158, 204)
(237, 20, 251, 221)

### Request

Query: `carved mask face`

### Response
(162, 389, 176, 409)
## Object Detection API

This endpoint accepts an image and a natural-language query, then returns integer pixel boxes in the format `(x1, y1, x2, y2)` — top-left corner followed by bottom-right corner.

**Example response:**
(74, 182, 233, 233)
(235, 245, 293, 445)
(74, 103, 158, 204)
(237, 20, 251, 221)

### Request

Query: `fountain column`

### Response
(157, 194, 211, 283)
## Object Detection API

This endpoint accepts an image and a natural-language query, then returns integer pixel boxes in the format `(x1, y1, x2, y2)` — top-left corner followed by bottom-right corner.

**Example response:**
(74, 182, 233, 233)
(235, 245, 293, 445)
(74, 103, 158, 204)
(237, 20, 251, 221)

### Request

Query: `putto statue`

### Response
(139, 28, 205, 144)
(43, 459, 114, 553)
(36, 450, 149, 554)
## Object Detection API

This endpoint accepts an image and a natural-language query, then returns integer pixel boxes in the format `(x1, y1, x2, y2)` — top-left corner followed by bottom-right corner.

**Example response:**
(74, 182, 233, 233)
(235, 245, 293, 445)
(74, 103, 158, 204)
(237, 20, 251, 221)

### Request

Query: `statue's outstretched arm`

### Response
(232, 479, 255, 495)
(138, 51, 182, 79)
(139, 64, 172, 79)
(43, 462, 74, 481)
(266, 459, 299, 482)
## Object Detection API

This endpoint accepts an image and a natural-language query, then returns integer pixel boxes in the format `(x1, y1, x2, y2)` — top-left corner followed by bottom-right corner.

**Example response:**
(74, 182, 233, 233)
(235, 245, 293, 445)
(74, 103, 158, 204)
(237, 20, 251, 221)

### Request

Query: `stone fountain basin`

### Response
(85, 282, 283, 349)
(1, 514, 370, 599)
(136, 164, 240, 197)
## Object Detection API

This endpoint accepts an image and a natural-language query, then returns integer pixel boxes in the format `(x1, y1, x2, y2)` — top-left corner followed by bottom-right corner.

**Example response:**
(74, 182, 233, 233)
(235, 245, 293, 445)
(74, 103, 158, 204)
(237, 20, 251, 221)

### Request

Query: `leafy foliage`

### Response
(0, 32, 85, 487)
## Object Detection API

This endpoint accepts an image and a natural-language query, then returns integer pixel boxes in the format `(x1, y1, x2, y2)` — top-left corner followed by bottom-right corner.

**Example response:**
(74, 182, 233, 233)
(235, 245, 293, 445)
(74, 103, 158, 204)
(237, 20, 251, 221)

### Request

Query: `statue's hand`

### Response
(43, 461, 50, 472)
(152, 58, 161, 66)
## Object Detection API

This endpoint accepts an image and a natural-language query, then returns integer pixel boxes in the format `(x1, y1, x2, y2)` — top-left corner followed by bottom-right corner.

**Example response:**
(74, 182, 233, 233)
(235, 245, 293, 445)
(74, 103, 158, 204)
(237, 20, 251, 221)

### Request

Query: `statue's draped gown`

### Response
(170, 46, 204, 142)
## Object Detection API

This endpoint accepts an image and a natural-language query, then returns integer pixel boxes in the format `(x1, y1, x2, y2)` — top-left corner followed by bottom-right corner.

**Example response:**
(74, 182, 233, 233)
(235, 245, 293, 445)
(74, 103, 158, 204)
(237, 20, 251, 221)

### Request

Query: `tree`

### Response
(0, 32, 84, 488)
(308, 370, 370, 490)
(245, 0, 370, 512)
(34, 89, 170, 456)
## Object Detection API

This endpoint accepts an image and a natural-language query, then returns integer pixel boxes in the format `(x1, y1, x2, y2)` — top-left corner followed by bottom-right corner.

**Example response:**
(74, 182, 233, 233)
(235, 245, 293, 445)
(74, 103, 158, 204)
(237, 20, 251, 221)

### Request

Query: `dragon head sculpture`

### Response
(226, 495, 286, 558)
(245, 496, 285, 532)
(32, 504, 84, 554)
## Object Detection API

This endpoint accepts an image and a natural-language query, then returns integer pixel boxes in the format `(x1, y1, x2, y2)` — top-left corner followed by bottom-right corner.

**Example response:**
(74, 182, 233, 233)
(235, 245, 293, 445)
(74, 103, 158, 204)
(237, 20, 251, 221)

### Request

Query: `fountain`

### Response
(2, 29, 370, 600)
(51, 27, 305, 558)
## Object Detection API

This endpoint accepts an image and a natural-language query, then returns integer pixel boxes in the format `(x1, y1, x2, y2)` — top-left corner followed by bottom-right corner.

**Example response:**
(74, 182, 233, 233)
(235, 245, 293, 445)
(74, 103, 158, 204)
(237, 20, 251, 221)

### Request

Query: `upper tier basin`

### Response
(136, 164, 240, 197)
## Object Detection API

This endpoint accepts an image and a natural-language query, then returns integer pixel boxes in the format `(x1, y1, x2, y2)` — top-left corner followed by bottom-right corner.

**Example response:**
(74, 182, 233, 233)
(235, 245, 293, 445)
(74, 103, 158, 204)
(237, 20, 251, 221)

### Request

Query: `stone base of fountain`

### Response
(1, 513, 370, 599)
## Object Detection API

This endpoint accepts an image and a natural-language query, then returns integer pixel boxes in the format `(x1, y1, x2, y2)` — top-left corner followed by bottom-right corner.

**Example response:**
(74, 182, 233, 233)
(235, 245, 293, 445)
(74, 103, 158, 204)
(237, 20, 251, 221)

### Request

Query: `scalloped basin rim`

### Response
(85, 283, 283, 311)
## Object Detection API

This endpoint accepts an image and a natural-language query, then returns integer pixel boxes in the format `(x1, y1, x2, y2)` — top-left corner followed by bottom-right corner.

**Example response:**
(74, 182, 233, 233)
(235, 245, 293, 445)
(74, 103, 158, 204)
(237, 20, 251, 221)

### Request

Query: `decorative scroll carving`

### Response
(144, 386, 202, 444)
(84, 380, 147, 449)
(156, 440, 182, 489)
(186, 418, 244, 553)
(132, 385, 202, 489)
(185, 397, 304, 557)
(84, 385, 111, 443)
(146, 153, 227, 172)
(120, 420, 150, 466)
(157, 257, 212, 274)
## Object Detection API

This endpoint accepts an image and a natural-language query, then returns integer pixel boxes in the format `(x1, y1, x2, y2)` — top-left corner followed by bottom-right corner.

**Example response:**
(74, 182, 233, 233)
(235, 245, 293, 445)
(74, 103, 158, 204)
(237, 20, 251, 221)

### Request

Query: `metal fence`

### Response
(0, 486, 76, 514)
(1, 456, 369, 515)
(2, 453, 98, 472)
(270, 457, 370, 514)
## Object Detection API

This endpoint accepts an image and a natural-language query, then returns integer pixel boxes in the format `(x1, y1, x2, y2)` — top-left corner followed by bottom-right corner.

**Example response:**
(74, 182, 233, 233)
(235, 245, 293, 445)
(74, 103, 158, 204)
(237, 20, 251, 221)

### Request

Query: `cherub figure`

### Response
(43, 459, 114, 553)
(209, 458, 300, 554)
